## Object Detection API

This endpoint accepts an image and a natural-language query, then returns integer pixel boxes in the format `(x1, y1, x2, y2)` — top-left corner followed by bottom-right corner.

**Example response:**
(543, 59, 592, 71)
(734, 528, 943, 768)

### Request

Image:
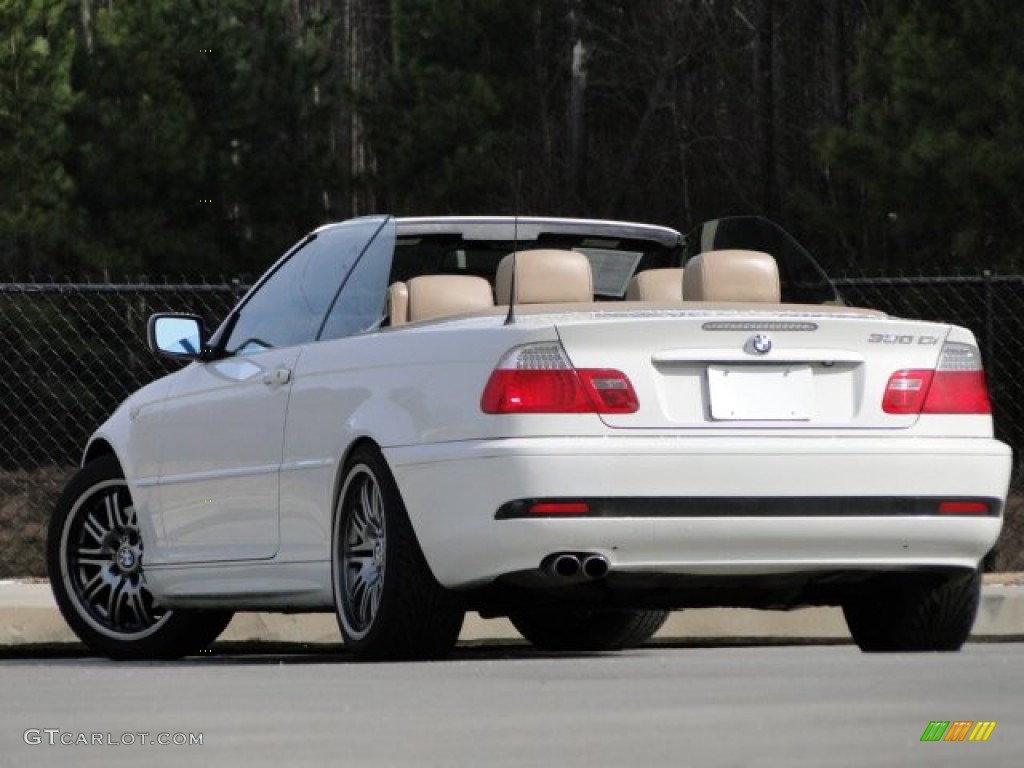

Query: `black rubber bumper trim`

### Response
(494, 496, 1003, 520)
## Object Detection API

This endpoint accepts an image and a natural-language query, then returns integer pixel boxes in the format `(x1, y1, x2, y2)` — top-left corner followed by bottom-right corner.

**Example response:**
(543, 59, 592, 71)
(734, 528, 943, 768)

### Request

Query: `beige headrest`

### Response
(388, 281, 410, 325)
(682, 249, 780, 303)
(625, 268, 685, 301)
(496, 249, 593, 304)
(406, 274, 494, 322)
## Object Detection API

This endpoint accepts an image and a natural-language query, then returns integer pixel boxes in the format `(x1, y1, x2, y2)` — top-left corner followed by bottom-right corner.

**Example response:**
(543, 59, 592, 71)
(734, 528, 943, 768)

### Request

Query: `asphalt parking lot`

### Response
(1, 643, 1022, 768)
(2, 577, 1022, 767)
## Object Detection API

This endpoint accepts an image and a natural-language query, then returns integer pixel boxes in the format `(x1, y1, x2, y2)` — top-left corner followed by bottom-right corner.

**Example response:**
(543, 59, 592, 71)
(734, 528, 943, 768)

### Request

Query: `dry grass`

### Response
(0, 467, 76, 578)
(994, 493, 1024, 572)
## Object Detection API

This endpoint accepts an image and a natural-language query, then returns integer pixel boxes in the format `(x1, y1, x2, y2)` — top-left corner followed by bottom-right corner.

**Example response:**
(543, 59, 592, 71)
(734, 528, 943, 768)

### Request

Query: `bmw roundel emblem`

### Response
(749, 333, 772, 355)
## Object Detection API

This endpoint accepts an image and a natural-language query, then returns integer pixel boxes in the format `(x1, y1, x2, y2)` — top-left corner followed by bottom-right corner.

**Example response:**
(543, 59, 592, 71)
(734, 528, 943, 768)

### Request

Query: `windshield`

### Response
(391, 219, 683, 300)
(684, 217, 842, 305)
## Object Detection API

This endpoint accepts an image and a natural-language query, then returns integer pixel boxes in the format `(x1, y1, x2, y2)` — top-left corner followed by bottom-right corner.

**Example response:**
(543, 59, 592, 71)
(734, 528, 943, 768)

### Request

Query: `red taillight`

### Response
(481, 369, 593, 413)
(938, 501, 990, 514)
(480, 342, 639, 415)
(921, 370, 991, 414)
(882, 370, 933, 414)
(577, 369, 639, 413)
(529, 501, 590, 515)
(882, 342, 991, 415)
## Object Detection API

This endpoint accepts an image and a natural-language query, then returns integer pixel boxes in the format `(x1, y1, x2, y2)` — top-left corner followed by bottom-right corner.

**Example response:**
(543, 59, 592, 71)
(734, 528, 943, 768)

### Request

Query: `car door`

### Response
(144, 216, 392, 564)
(277, 218, 397, 560)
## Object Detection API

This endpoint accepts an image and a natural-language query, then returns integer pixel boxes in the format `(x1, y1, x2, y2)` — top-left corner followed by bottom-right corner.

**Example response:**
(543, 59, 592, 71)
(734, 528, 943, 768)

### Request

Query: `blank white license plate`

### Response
(708, 365, 814, 420)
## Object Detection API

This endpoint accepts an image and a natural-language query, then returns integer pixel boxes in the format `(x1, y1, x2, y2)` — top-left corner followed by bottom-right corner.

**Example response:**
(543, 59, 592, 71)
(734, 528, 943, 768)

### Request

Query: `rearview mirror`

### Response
(147, 314, 207, 360)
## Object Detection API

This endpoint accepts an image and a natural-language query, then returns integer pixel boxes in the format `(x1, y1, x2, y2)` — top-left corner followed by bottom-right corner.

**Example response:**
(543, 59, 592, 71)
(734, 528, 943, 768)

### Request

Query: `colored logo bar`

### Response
(920, 721, 997, 742)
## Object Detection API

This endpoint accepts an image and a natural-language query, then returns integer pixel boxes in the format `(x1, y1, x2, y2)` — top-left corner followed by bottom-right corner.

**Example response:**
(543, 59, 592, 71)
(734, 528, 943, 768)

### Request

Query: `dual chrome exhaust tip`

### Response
(542, 552, 611, 581)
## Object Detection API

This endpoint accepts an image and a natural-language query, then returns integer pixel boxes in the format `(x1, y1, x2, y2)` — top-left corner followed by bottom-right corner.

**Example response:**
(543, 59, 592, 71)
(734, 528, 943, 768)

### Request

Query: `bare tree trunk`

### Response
(826, 1, 848, 126)
(341, 0, 390, 215)
(78, 0, 94, 53)
(343, 0, 362, 215)
(567, 0, 587, 214)
(389, 0, 400, 69)
(755, 0, 776, 215)
(824, 1, 857, 263)
(610, 69, 668, 212)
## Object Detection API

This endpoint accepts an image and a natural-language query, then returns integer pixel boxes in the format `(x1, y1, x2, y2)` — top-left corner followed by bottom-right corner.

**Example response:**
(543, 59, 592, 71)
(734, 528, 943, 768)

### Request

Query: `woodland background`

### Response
(4, 1, 1024, 575)
(3, 0, 1024, 279)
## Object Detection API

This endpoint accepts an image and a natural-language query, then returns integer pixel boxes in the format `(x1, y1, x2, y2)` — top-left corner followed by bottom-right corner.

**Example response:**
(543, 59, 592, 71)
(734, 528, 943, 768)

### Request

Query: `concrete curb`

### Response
(2, 578, 1022, 649)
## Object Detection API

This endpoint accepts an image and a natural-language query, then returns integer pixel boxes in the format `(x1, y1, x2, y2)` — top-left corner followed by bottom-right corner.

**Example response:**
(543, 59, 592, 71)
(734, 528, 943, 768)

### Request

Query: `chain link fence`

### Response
(1, 274, 1021, 578)
(0, 282, 243, 578)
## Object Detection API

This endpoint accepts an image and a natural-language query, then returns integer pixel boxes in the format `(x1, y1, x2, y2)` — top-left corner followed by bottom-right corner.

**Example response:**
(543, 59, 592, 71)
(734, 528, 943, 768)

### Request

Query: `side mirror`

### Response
(147, 313, 207, 360)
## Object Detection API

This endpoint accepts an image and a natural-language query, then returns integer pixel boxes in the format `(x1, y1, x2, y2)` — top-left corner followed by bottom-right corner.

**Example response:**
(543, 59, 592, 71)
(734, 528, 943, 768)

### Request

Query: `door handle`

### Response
(262, 367, 292, 387)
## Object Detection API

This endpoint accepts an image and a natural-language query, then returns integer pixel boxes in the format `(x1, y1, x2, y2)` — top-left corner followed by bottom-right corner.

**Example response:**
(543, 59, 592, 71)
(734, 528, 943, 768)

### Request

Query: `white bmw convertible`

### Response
(48, 215, 1011, 659)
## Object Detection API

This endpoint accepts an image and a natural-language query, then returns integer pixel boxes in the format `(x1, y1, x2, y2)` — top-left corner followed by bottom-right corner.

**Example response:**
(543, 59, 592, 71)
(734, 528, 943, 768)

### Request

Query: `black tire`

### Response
(842, 569, 981, 652)
(332, 445, 465, 660)
(510, 608, 670, 652)
(47, 455, 233, 660)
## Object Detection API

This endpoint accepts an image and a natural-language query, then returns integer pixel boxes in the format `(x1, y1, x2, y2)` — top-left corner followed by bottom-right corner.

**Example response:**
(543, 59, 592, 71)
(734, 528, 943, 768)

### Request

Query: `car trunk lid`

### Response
(553, 310, 952, 430)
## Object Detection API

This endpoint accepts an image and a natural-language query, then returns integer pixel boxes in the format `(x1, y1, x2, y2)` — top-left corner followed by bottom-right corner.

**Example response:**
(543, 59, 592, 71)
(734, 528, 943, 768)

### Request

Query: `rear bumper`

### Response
(385, 436, 1012, 590)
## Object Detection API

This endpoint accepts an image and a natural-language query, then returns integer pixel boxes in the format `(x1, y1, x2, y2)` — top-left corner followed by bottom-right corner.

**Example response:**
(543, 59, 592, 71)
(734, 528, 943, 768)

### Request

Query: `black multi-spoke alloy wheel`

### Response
(843, 568, 981, 652)
(47, 455, 233, 659)
(333, 445, 464, 660)
(510, 608, 670, 652)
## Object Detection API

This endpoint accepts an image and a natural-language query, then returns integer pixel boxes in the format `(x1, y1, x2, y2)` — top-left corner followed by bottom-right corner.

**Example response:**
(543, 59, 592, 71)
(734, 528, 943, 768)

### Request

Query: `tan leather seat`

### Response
(390, 274, 494, 324)
(495, 249, 593, 304)
(387, 281, 410, 325)
(625, 268, 685, 301)
(682, 249, 780, 303)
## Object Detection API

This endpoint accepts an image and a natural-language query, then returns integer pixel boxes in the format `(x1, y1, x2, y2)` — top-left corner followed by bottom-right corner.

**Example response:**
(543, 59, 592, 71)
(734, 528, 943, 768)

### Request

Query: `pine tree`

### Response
(817, 0, 1024, 268)
(0, 0, 79, 276)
